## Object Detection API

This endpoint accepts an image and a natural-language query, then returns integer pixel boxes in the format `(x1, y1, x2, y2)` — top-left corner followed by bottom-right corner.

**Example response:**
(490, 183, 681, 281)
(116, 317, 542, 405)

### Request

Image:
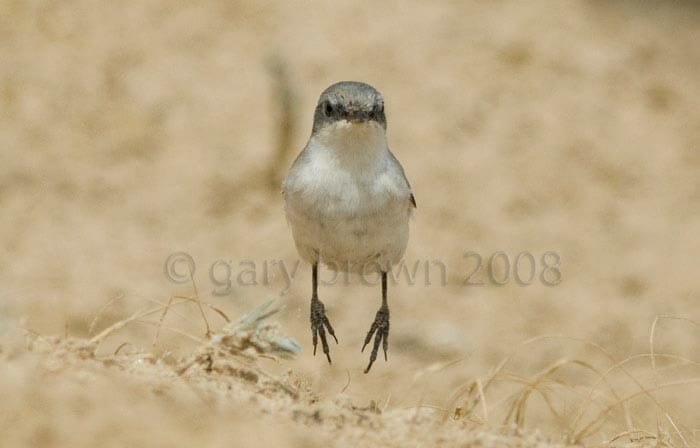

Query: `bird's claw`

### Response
(311, 296, 338, 363)
(361, 305, 389, 373)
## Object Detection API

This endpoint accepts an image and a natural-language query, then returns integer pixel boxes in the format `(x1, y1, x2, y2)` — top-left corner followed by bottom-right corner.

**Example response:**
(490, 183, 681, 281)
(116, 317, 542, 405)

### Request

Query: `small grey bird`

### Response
(282, 81, 415, 373)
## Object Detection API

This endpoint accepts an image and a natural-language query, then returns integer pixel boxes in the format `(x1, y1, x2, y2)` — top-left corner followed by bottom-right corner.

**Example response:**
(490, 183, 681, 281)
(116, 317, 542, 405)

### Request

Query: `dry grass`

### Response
(445, 318, 700, 447)
(2, 293, 697, 447)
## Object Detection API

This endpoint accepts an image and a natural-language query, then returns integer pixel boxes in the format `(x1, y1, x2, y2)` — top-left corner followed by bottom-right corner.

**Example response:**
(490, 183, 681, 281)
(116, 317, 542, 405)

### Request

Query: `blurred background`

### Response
(1, 0, 698, 442)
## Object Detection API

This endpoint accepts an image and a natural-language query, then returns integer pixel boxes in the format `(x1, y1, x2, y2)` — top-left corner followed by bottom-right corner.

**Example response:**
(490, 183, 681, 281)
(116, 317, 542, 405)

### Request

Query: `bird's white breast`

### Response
(283, 121, 412, 272)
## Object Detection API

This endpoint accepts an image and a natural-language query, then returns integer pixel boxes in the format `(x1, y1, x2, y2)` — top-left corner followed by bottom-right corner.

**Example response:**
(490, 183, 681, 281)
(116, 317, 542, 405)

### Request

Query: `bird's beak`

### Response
(347, 110, 370, 123)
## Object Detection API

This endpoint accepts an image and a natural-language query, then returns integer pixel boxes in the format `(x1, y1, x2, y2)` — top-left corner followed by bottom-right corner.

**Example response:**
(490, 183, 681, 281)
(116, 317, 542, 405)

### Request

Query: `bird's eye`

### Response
(324, 102, 333, 117)
(369, 104, 382, 120)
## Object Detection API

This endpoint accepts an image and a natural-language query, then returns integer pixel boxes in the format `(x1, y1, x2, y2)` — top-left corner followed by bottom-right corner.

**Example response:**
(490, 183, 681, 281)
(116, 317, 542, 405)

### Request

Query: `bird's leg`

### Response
(362, 271, 390, 373)
(310, 262, 338, 363)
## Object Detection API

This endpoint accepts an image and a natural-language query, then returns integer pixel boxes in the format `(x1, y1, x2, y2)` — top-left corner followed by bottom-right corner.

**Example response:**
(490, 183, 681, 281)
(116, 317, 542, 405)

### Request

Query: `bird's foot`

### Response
(311, 296, 338, 363)
(361, 305, 389, 373)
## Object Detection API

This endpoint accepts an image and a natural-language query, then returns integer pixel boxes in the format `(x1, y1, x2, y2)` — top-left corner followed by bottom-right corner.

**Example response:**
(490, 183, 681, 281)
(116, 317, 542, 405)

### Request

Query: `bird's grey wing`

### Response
(281, 146, 310, 196)
(388, 149, 416, 208)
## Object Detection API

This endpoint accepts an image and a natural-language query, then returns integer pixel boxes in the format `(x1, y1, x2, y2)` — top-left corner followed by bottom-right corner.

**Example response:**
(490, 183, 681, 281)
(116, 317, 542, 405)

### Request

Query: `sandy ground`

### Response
(1, 1, 699, 446)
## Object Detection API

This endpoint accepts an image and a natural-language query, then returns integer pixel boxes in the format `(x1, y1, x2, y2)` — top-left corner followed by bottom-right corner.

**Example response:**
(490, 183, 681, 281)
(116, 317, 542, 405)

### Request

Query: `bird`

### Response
(282, 81, 415, 373)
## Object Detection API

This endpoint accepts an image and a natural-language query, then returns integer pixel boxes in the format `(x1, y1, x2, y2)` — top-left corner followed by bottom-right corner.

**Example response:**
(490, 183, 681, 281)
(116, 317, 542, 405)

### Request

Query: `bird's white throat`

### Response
(312, 120, 388, 168)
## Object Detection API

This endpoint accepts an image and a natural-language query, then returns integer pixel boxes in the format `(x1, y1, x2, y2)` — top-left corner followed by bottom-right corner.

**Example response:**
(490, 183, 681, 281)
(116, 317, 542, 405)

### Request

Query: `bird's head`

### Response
(312, 81, 387, 134)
